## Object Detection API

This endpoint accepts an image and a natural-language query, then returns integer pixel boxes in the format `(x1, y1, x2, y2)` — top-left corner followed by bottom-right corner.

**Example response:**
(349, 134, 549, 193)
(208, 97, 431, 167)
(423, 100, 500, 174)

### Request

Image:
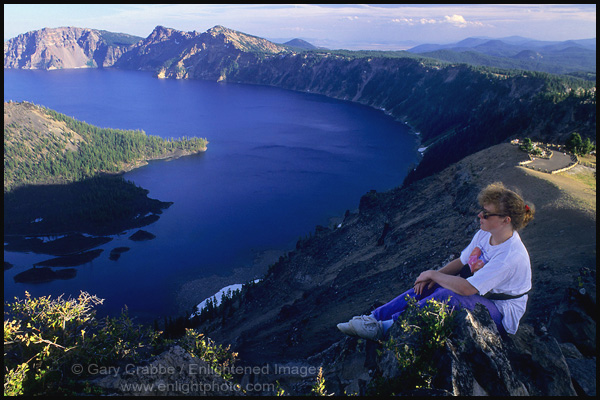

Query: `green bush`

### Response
(4, 291, 236, 396)
(4, 291, 105, 395)
(178, 329, 238, 381)
(519, 138, 534, 153)
(370, 296, 456, 395)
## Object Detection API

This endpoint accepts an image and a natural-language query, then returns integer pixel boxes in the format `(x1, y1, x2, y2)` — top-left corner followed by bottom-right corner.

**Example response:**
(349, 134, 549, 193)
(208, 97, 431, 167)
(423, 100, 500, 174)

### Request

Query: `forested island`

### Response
(4, 101, 207, 259)
(4, 101, 207, 192)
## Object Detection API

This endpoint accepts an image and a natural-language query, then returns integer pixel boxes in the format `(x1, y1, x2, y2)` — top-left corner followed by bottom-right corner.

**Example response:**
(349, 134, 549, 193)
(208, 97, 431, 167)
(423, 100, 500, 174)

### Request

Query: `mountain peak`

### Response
(208, 25, 229, 33)
(283, 38, 317, 50)
(205, 25, 287, 54)
(151, 25, 172, 34)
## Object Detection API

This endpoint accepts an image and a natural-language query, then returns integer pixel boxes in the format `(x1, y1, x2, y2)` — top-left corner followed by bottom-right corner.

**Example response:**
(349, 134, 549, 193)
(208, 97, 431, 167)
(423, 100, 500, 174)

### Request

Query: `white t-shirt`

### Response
(460, 229, 532, 334)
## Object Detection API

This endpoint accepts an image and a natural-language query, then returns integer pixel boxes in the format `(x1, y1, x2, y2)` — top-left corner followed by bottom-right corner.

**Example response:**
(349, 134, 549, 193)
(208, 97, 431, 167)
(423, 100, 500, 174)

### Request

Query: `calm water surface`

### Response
(4, 69, 420, 321)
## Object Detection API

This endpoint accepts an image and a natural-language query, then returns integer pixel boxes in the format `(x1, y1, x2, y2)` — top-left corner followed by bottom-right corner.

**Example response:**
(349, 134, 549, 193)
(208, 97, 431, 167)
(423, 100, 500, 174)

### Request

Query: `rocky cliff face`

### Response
(115, 25, 288, 81)
(3, 27, 140, 69)
(88, 302, 593, 396)
(193, 143, 595, 394)
(304, 304, 582, 396)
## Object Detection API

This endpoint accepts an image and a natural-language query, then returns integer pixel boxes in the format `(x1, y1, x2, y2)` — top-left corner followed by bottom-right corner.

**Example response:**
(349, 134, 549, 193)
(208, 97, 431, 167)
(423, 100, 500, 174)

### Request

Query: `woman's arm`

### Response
(415, 269, 478, 296)
(437, 257, 465, 275)
(413, 258, 466, 295)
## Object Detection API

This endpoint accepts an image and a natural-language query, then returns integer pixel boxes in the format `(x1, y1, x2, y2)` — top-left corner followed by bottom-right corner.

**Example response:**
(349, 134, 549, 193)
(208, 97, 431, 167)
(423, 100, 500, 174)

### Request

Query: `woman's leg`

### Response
(371, 284, 439, 322)
(373, 286, 506, 334)
(418, 287, 506, 334)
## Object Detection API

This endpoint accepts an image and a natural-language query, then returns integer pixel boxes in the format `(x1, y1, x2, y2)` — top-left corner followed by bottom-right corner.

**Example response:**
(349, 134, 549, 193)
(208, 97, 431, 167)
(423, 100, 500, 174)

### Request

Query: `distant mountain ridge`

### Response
(409, 36, 596, 53)
(6, 27, 595, 76)
(282, 38, 320, 50)
(408, 36, 596, 77)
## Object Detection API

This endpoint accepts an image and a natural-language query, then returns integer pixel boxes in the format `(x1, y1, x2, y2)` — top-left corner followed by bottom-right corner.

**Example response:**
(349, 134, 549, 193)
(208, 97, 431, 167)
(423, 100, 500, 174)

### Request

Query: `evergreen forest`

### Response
(4, 102, 207, 192)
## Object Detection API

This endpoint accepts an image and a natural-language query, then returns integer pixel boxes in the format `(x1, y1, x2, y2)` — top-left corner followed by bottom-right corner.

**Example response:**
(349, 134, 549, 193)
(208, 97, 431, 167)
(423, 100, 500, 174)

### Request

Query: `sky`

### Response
(3, 4, 597, 50)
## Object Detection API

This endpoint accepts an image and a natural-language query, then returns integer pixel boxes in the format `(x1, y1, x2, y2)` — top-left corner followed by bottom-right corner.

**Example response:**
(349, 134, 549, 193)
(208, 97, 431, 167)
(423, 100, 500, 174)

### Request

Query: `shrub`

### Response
(178, 329, 238, 381)
(4, 291, 167, 395)
(519, 138, 534, 153)
(4, 291, 104, 395)
(310, 367, 332, 396)
(370, 296, 456, 395)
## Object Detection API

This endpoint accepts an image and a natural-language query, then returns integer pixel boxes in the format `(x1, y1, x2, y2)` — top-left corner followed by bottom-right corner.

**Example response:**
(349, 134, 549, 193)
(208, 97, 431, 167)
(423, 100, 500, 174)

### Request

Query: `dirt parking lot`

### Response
(527, 151, 574, 172)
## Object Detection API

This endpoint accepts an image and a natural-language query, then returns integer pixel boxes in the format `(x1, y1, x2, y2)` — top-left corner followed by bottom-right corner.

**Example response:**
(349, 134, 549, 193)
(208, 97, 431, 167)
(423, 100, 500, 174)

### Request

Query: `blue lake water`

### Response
(4, 68, 420, 321)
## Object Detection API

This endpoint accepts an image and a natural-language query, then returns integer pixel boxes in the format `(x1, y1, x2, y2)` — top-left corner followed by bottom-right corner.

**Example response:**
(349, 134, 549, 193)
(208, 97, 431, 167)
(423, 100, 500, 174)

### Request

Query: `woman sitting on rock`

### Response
(337, 182, 535, 340)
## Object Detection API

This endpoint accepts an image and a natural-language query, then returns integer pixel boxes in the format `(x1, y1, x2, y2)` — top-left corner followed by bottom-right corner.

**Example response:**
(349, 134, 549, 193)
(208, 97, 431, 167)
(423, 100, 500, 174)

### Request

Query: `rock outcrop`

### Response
(227, 292, 593, 396)
(114, 25, 288, 82)
(307, 303, 580, 396)
(3, 27, 141, 69)
(85, 278, 595, 396)
(92, 346, 243, 396)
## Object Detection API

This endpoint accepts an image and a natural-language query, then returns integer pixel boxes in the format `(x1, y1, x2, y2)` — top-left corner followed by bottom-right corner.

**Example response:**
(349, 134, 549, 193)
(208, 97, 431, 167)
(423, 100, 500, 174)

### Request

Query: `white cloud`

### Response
(419, 18, 437, 25)
(444, 14, 468, 28)
(392, 17, 415, 25)
(390, 13, 480, 29)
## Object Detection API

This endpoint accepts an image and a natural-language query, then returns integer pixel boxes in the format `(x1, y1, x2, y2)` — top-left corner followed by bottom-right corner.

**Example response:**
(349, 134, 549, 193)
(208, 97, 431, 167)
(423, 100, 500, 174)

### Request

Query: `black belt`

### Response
(483, 291, 530, 300)
(459, 265, 530, 300)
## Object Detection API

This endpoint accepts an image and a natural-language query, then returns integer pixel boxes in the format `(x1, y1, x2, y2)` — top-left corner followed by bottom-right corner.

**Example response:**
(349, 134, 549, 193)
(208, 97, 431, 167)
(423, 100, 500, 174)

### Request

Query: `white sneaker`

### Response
(337, 315, 383, 341)
(336, 319, 357, 337)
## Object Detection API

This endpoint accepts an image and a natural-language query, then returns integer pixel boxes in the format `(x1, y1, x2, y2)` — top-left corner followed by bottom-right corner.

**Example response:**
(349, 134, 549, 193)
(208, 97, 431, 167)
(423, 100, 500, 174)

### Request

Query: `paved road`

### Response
(527, 151, 574, 171)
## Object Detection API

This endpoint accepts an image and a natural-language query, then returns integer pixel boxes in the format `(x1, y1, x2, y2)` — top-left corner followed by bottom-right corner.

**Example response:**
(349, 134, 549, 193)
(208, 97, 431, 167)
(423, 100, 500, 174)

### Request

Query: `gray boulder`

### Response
(315, 303, 580, 396)
(92, 345, 243, 396)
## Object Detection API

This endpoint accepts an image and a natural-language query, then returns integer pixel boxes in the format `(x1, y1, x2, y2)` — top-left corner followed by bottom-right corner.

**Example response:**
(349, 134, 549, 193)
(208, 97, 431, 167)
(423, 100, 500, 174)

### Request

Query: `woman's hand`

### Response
(415, 270, 433, 285)
(414, 270, 436, 295)
(415, 269, 479, 297)
(414, 280, 431, 295)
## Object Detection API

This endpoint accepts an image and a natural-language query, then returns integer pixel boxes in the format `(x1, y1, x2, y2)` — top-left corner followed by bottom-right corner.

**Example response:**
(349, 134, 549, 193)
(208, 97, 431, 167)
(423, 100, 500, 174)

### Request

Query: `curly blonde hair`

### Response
(478, 182, 535, 231)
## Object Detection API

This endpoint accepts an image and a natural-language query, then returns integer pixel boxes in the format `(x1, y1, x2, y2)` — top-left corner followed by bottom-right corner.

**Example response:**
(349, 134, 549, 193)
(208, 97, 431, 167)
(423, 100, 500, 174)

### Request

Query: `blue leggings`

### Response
(371, 284, 506, 334)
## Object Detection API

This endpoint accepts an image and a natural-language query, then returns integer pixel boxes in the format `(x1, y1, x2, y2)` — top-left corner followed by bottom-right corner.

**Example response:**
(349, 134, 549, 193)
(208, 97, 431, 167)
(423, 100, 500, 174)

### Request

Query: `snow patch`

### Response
(191, 279, 261, 318)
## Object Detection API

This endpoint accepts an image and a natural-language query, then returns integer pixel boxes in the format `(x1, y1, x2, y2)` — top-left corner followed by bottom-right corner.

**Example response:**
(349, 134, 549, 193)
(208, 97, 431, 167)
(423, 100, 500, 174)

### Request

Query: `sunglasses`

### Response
(479, 210, 506, 219)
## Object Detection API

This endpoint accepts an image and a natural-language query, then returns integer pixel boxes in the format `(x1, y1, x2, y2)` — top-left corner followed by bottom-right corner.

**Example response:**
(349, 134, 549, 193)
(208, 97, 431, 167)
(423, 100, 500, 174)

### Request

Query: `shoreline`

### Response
(110, 147, 208, 175)
(177, 209, 354, 318)
(176, 248, 286, 316)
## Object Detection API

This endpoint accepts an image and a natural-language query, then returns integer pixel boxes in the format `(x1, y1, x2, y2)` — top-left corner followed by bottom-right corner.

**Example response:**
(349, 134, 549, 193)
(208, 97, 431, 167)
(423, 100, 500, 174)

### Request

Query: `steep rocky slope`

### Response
(195, 143, 596, 366)
(114, 25, 287, 81)
(3, 27, 141, 69)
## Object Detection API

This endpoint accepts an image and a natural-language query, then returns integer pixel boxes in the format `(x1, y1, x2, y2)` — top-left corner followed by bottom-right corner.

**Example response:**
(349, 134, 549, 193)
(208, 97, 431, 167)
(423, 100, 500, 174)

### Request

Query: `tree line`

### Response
(4, 103, 207, 192)
(565, 132, 596, 156)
